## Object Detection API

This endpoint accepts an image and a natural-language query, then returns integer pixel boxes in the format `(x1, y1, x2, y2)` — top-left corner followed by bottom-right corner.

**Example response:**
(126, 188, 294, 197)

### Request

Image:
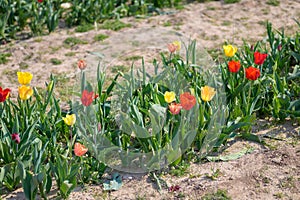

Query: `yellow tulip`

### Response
(18, 85, 33, 100)
(223, 45, 237, 57)
(164, 91, 176, 103)
(63, 114, 76, 126)
(201, 86, 216, 102)
(172, 41, 181, 51)
(17, 72, 33, 85)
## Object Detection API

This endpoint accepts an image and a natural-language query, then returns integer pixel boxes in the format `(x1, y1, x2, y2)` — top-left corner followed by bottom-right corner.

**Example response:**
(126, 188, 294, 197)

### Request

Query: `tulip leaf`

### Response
(207, 147, 255, 162)
(103, 173, 122, 191)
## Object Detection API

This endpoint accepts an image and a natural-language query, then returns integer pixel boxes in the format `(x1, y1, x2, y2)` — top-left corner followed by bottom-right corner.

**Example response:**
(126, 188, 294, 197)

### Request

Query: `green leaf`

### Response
(17, 161, 26, 179)
(0, 167, 5, 182)
(103, 173, 122, 191)
(207, 147, 255, 162)
(60, 180, 74, 197)
(290, 51, 300, 62)
(241, 132, 262, 143)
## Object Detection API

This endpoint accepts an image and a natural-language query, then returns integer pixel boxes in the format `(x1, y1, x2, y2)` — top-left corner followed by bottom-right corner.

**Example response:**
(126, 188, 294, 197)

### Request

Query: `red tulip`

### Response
(245, 66, 260, 80)
(228, 60, 241, 73)
(12, 133, 20, 144)
(179, 92, 196, 110)
(81, 90, 94, 106)
(0, 87, 11, 102)
(169, 103, 182, 115)
(37, 0, 43, 3)
(254, 51, 267, 65)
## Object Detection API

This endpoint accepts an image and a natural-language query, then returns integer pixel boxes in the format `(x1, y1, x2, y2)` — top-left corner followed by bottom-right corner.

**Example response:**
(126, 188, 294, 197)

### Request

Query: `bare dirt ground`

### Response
(1, 0, 300, 199)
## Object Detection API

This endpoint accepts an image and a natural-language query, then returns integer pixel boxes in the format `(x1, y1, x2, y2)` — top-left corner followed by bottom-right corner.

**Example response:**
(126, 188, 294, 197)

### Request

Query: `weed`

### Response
(2, 69, 18, 84)
(111, 65, 129, 73)
(24, 53, 34, 61)
(19, 62, 29, 69)
(54, 73, 73, 100)
(261, 8, 270, 15)
(222, 21, 232, 26)
(0, 53, 12, 64)
(100, 20, 131, 31)
(34, 37, 43, 43)
(135, 195, 146, 200)
(75, 24, 94, 33)
(266, 0, 280, 6)
(50, 58, 62, 65)
(50, 46, 62, 54)
(94, 34, 109, 42)
(205, 168, 221, 180)
(169, 162, 189, 177)
(279, 176, 295, 189)
(124, 55, 143, 61)
(206, 6, 216, 11)
(65, 52, 77, 57)
(131, 41, 140, 47)
(224, 0, 240, 4)
(273, 192, 284, 199)
(163, 21, 172, 27)
(63, 37, 88, 47)
(201, 189, 231, 200)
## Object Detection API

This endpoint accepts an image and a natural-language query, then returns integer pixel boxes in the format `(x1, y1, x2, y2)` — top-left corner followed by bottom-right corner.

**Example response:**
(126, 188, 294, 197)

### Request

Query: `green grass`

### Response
(169, 162, 189, 177)
(111, 65, 129, 73)
(75, 24, 94, 33)
(63, 37, 88, 47)
(100, 20, 131, 31)
(0, 53, 12, 64)
(65, 52, 77, 57)
(19, 62, 29, 69)
(206, 6, 216, 10)
(94, 34, 109, 42)
(124, 55, 143, 61)
(50, 58, 62, 65)
(163, 21, 172, 27)
(2, 69, 18, 84)
(222, 21, 232, 26)
(201, 189, 231, 200)
(50, 46, 61, 54)
(54, 73, 73, 101)
(266, 0, 280, 6)
(224, 0, 240, 3)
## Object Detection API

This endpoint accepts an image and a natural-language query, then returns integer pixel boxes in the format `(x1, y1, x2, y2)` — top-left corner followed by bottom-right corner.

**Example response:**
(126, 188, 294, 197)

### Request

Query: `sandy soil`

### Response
(1, 0, 300, 199)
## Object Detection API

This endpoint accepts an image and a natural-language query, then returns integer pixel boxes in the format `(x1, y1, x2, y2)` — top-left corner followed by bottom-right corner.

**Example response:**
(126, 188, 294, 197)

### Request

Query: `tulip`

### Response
(164, 91, 176, 103)
(74, 142, 88, 156)
(78, 60, 87, 70)
(228, 60, 241, 73)
(0, 87, 11, 102)
(223, 44, 237, 57)
(169, 103, 182, 115)
(167, 41, 181, 53)
(245, 66, 260, 80)
(63, 114, 76, 126)
(254, 52, 267, 65)
(201, 86, 216, 102)
(81, 90, 94, 106)
(18, 85, 33, 100)
(12, 133, 20, 144)
(180, 92, 196, 110)
(17, 72, 33, 85)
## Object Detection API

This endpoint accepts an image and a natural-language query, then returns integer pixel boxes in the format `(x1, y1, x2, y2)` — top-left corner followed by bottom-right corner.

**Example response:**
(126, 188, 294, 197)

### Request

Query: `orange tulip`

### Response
(74, 142, 88, 156)
(78, 60, 87, 70)
(180, 92, 196, 110)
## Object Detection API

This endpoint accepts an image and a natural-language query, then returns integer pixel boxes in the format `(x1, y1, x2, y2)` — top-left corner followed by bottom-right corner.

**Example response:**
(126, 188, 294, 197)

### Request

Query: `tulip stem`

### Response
(247, 82, 253, 115)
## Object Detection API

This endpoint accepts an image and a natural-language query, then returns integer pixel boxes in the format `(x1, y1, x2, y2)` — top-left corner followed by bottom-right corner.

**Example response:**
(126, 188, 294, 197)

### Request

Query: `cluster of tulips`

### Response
(223, 44, 267, 80)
